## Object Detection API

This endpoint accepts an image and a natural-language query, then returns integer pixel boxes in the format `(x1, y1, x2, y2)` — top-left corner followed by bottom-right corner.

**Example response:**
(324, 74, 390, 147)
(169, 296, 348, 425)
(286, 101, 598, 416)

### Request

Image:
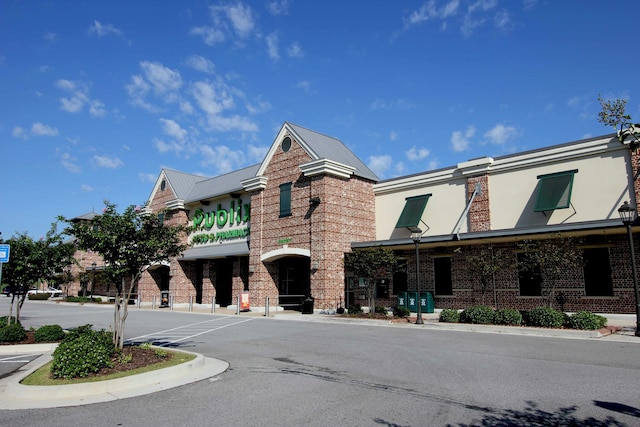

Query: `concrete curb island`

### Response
(0, 345, 229, 410)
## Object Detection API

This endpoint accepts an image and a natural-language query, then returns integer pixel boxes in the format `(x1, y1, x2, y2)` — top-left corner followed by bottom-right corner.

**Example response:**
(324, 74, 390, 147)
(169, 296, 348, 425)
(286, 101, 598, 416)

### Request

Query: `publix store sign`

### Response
(190, 199, 250, 245)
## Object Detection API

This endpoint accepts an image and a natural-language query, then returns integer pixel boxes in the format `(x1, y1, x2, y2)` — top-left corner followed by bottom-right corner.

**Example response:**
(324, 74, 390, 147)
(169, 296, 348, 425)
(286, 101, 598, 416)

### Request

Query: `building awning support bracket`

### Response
(453, 183, 482, 241)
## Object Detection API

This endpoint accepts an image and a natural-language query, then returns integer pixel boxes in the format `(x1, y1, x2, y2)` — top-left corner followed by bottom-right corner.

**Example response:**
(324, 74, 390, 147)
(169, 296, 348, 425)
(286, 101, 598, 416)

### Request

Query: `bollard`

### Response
(211, 296, 216, 313)
(265, 296, 269, 317)
(236, 295, 240, 315)
(189, 295, 193, 312)
(170, 295, 174, 311)
(152, 295, 156, 310)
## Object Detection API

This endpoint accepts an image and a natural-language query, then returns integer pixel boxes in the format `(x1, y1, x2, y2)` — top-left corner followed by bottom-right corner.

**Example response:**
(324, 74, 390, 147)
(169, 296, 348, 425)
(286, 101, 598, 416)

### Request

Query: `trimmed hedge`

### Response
(525, 307, 565, 328)
(51, 324, 115, 379)
(460, 305, 495, 324)
(439, 308, 460, 323)
(0, 323, 27, 342)
(569, 311, 607, 330)
(494, 308, 523, 326)
(393, 306, 411, 318)
(35, 324, 66, 342)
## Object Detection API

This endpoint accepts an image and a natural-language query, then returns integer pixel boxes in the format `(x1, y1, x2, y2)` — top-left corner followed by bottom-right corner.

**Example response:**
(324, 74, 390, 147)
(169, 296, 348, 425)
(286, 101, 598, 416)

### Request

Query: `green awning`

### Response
(534, 170, 577, 212)
(395, 194, 431, 231)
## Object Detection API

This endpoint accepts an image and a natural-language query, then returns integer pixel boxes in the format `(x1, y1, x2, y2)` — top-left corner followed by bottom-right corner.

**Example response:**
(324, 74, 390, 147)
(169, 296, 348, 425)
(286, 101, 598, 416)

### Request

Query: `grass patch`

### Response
(21, 350, 196, 386)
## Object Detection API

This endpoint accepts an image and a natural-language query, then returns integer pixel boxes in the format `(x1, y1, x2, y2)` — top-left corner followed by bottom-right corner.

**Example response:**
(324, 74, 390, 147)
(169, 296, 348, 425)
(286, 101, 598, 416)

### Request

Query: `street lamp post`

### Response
(91, 262, 97, 302)
(411, 230, 424, 325)
(618, 201, 640, 337)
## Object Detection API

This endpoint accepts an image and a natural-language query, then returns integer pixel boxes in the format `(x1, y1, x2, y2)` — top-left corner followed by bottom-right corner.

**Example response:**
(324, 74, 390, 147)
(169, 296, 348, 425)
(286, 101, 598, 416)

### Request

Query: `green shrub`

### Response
(0, 316, 19, 326)
(34, 324, 66, 342)
(51, 324, 115, 379)
(439, 308, 460, 323)
(66, 296, 91, 303)
(348, 304, 363, 314)
(374, 306, 388, 315)
(569, 311, 607, 330)
(526, 306, 565, 328)
(393, 306, 411, 318)
(0, 323, 27, 342)
(494, 308, 523, 326)
(28, 292, 51, 300)
(460, 305, 495, 324)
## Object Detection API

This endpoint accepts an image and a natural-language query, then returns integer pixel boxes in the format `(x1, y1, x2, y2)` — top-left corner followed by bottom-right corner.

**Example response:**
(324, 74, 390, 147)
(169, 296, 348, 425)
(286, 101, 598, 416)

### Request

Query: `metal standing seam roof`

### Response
(184, 164, 261, 204)
(286, 122, 379, 182)
(161, 169, 208, 200)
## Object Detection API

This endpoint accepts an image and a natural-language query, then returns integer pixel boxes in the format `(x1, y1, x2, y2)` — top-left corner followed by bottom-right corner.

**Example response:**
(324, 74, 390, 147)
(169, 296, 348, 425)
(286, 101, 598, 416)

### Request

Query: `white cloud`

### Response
(91, 155, 124, 169)
(12, 126, 26, 139)
(186, 55, 216, 74)
(60, 152, 81, 173)
(160, 118, 188, 142)
(246, 144, 269, 162)
(190, 26, 226, 45)
(192, 80, 257, 132)
(138, 173, 157, 184)
(369, 98, 415, 111)
(31, 122, 59, 136)
(367, 155, 392, 178)
(266, 32, 279, 61)
(56, 79, 105, 117)
(80, 184, 94, 192)
(406, 146, 431, 161)
(390, 130, 398, 141)
(404, 0, 460, 27)
(126, 61, 182, 111)
(43, 32, 58, 42)
(192, 3, 257, 47)
(88, 20, 123, 37)
(287, 42, 303, 58)
(199, 144, 245, 173)
(451, 126, 476, 152)
(268, 0, 289, 15)
(484, 123, 516, 145)
(246, 97, 272, 115)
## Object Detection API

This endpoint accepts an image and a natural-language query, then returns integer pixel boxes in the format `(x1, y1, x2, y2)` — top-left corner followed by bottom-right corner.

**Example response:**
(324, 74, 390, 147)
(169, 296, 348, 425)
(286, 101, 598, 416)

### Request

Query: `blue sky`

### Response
(1, 0, 639, 238)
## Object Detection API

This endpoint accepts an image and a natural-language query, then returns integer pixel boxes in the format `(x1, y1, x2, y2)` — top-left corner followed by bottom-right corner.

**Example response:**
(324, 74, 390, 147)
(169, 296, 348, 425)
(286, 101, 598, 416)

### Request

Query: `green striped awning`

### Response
(534, 170, 577, 212)
(395, 194, 431, 232)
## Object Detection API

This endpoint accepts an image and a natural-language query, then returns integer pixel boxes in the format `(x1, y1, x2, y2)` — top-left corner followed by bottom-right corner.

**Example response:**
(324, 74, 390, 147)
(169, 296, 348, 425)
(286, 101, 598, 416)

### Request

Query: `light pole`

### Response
(91, 262, 97, 302)
(618, 201, 640, 337)
(411, 229, 424, 325)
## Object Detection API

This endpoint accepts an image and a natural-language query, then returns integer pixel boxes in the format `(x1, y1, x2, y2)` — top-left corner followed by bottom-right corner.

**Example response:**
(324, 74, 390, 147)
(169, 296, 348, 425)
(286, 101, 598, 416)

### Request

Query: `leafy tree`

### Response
(62, 202, 187, 348)
(344, 246, 401, 315)
(1, 224, 76, 325)
(466, 246, 512, 306)
(517, 234, 582, 308)
(597, 95, 640, 150)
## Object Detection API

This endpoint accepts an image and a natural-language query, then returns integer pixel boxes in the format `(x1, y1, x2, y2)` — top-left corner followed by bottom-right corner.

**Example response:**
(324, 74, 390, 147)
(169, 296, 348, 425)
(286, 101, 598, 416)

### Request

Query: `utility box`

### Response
(160, 291, 169, 308)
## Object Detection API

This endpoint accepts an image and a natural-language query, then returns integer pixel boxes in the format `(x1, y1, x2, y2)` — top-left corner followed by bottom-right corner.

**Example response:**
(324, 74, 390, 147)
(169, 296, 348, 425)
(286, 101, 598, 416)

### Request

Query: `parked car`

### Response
(2, 287, 12, 297)
(27, 288, 63, 297)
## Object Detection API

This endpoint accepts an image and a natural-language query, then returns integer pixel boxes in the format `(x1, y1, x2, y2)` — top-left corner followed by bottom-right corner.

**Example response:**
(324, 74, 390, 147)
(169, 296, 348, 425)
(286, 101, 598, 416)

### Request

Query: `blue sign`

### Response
(0, 244, 10, 263)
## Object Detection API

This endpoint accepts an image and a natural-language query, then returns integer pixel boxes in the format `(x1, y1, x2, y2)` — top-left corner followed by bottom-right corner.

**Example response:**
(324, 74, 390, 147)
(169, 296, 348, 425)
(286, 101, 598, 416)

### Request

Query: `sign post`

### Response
(0, 244, 10, 291)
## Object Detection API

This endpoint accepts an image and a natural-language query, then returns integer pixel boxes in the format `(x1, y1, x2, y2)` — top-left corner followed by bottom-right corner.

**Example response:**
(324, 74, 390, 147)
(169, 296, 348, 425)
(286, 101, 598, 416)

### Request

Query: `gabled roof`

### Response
(72, 212, 98, 222)
(255, 122, 378, 182)
(185, 164, 260, 204)
(162, 169, 208, 200)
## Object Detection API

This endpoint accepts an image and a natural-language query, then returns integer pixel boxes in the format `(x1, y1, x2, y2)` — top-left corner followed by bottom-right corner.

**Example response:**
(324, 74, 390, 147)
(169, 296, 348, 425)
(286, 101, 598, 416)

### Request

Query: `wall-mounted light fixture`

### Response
(309, 197, 321, 205)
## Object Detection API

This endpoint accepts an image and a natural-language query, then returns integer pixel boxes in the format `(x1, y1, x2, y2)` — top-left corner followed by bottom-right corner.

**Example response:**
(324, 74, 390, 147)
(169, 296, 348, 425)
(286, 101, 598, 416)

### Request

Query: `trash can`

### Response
(302, 296, 314, 314)
(407, 292, 418, 312)
(397, 292, 407, 309)
(420, 291, 434, 313)
(160, 291, 169, 308)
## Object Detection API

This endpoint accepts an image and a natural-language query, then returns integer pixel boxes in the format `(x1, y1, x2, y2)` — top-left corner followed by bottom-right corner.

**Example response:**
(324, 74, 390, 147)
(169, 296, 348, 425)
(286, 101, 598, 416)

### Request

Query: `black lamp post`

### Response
(411, 230, 424, 325)
(618, 201, 640, 337)
(91, 262, 97, 302)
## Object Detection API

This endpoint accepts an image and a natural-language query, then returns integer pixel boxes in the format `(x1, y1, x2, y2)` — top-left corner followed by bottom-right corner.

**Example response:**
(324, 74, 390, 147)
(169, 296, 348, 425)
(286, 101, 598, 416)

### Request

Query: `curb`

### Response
(0, 347, 229, 410)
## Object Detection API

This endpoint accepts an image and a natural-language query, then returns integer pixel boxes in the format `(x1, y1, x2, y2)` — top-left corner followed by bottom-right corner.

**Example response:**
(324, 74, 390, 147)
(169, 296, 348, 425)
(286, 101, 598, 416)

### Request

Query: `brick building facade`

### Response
(68, 124, 640, 314)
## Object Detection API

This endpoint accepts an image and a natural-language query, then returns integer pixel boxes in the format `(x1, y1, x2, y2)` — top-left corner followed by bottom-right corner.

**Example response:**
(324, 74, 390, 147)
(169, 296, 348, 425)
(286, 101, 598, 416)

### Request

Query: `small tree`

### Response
(597, 95, 640, 150)
(466, 246, 512, 306)
(344, 246, 401, 315)
(2, 225, 76, 324)
(517, 234, 582, 308)
(62, 202, 187, 348)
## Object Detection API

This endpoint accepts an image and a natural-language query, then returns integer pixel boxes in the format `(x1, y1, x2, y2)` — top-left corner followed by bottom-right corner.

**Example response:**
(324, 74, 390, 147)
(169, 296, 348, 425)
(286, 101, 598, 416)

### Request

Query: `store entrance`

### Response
(215, 258, 233, 307)
(278, 257, 310, 296)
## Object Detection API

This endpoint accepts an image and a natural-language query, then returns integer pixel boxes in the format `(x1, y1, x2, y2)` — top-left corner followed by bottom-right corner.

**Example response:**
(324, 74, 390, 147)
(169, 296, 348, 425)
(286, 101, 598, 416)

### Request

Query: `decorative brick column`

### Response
(467, 174, 490, 232)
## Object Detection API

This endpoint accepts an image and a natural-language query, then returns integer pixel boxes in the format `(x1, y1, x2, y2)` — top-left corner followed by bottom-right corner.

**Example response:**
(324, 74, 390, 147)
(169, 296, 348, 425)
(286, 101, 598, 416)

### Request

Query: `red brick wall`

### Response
(467, 174, 490, 232)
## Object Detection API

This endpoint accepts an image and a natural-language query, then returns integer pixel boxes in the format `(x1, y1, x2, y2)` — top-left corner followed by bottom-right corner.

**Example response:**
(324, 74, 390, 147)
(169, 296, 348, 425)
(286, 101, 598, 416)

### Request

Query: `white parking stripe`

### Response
(127, 316, 257, 346)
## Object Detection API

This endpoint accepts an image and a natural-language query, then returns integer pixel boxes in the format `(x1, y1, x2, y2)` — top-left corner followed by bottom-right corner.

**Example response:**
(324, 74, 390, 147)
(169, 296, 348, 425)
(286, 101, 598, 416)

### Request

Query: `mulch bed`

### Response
(2, 331, 172, 376)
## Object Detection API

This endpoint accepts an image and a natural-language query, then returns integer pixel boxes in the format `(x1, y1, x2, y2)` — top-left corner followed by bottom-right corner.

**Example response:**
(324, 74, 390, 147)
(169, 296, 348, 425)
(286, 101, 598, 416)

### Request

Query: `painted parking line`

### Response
(127, 316, 257, 347)
(0, 354, 37, 363)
